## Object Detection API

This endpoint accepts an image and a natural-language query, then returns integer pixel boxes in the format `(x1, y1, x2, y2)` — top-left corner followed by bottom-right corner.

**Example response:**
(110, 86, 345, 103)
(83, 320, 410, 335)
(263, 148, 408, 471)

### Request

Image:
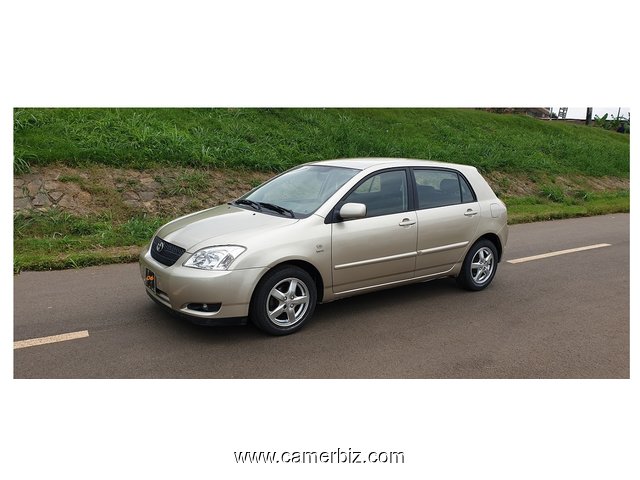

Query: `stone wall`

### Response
(13, 166, 272, 217)
(14, 173, 91, 212)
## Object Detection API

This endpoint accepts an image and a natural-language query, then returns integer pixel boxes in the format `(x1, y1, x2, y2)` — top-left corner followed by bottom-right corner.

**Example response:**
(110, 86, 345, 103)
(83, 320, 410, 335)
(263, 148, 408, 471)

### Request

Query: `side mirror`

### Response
(339, 202, 367, 220)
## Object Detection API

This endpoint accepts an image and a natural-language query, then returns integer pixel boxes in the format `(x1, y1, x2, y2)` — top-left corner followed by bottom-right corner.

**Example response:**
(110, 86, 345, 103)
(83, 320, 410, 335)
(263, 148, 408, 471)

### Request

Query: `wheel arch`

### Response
(283, 260, 325, 302)
(253, 260, 325, 303)
(475, 233, 503, 261)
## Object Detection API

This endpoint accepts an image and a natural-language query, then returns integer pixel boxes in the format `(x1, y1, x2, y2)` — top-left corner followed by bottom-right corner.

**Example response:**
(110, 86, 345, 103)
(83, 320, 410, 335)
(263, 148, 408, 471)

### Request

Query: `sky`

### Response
(552, 107, 630, 120)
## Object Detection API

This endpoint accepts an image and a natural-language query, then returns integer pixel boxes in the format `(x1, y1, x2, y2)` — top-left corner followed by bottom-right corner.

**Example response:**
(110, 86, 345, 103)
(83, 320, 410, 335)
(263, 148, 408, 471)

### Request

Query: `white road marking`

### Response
(507, 243, 611, 264)
(14, 330, 89, 350)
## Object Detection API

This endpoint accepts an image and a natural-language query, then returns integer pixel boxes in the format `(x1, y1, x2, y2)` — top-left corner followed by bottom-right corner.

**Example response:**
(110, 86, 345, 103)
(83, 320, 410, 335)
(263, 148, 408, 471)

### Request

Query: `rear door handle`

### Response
(399, 218, 416, 227)
(464, 209, 478, 217)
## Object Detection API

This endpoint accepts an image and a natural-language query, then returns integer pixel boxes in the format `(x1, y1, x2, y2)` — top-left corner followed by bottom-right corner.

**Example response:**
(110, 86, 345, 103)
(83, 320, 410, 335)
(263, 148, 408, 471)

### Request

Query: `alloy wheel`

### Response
(266, 277, 310, 327)
(470, 246, 494, 285)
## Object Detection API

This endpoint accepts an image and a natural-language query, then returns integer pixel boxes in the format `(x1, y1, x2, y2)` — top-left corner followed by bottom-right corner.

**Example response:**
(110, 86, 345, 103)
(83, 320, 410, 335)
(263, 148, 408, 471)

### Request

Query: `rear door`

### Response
(331, 169, 418, 294)
(412, 168, 481, 277)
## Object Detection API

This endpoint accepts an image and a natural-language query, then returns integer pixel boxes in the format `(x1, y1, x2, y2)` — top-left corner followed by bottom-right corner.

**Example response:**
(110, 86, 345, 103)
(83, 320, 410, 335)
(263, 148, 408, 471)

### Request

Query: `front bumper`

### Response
(139, 246, 267, 325)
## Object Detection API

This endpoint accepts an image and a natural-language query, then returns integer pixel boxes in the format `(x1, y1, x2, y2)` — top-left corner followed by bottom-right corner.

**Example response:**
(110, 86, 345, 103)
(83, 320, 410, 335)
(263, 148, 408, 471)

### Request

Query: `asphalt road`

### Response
(13, 214, 629, 378)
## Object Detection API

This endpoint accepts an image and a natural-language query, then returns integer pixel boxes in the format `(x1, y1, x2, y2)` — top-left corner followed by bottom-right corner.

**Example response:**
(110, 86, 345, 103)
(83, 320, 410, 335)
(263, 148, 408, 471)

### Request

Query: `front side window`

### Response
(343, 170, 408, 217)
(414, 169, 471, 209)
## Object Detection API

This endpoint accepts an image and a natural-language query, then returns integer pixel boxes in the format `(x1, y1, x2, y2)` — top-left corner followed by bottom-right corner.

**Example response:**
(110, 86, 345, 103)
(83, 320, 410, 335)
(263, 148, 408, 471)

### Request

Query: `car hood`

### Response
(156, 204, 299, 252)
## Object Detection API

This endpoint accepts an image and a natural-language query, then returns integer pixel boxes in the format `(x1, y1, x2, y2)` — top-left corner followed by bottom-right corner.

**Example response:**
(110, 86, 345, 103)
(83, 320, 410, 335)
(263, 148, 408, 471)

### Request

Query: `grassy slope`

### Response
(13, 108, 630, 272)
(15, 108, 629, 176)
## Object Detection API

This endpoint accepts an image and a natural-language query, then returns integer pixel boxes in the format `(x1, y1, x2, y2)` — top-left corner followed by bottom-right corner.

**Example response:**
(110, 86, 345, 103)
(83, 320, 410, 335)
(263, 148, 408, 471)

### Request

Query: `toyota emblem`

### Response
(156, 241, 165, 252)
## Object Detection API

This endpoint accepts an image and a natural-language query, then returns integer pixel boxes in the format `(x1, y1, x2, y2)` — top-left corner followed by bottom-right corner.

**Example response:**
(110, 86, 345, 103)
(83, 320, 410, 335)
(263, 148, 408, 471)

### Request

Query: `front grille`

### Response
(150, 236, 186, 266)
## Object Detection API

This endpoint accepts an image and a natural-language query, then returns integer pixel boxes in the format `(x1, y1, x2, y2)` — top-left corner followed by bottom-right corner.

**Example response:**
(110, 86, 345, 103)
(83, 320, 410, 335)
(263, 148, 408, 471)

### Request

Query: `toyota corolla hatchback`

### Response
(140, 158, 508, 335)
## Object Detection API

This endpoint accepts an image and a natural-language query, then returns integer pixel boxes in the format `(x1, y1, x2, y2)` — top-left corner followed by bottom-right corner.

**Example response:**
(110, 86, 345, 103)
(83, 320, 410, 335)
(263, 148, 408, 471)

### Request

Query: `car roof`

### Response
(309, 157, 478, 173)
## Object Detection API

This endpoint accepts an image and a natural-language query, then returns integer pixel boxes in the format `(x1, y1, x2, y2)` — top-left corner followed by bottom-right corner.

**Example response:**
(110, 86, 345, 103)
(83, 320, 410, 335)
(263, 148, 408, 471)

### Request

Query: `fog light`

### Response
(186, 303, 221, 313)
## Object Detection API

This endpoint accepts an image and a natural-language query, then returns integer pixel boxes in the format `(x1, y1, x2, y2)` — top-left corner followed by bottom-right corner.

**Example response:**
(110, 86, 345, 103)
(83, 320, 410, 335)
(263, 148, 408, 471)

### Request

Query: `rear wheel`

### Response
(249, 266, 317, 335)
(457, 239, 498, 291)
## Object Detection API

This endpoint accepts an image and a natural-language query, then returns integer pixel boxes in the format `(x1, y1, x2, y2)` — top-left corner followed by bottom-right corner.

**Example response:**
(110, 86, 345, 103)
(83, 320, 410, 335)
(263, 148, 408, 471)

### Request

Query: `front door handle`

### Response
(464, 209, 478, 217)
(399, 218, 416, 227)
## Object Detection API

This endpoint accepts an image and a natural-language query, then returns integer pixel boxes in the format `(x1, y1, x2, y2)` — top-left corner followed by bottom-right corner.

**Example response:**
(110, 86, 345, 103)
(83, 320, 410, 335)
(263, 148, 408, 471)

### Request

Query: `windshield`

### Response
(239, 165, 359, 218)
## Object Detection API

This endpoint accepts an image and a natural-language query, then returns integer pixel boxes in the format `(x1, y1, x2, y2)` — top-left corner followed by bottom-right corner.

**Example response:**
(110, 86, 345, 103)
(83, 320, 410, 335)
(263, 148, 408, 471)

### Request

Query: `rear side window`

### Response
(413, 169, 475, 209)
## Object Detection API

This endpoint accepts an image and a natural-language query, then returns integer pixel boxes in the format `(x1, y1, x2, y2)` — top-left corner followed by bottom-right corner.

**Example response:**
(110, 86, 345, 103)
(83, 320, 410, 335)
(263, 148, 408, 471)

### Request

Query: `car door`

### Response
(331, 169, 418, 294)
(412, 168, 481, 277)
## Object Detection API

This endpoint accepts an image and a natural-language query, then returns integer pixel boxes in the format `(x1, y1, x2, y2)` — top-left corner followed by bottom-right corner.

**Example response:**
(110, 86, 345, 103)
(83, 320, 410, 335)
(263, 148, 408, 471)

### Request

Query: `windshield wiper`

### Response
(232, 199, 262, 211)
(258, 202, 295, 218)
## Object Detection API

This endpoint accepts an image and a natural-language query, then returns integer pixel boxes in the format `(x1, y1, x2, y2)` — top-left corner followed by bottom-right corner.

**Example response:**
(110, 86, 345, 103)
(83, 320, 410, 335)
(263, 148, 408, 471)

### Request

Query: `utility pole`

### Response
(586, 107, 593, 125)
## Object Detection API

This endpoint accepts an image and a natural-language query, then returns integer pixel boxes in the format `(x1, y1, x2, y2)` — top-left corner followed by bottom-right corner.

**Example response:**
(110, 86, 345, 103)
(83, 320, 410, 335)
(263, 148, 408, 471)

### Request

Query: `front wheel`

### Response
(249, 266, 317, 335)
(457, 239, 498, 291)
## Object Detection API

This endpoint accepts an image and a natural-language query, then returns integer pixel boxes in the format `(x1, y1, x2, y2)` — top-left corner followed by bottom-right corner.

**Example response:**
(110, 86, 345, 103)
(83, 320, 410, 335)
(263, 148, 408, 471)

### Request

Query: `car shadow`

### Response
(142, 277, 463, 343)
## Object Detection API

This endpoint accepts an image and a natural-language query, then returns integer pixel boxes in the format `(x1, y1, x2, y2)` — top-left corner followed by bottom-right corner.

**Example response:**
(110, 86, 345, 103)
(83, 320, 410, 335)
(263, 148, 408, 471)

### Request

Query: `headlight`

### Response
(183, 246, 246, 271)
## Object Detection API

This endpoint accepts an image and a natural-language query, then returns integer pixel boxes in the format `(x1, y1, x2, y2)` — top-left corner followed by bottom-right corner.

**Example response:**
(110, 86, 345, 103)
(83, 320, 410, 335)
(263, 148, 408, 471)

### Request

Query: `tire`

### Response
(456, 239, 499, 291)
(249, 266, 317, 335)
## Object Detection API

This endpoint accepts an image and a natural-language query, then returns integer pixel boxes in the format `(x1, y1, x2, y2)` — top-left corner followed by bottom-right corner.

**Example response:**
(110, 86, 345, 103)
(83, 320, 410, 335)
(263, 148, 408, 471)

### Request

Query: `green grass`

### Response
(505, 190, 629, 223)
(14, 211, 167, 272)
(160, 171, 209, 196)
(14, 108, 629, 176)
(539, 184, 567, 203)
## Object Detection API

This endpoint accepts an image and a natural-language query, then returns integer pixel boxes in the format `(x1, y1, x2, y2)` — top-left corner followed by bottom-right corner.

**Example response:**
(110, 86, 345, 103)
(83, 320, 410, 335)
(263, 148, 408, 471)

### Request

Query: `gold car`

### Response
(140, 158, 508, 335)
